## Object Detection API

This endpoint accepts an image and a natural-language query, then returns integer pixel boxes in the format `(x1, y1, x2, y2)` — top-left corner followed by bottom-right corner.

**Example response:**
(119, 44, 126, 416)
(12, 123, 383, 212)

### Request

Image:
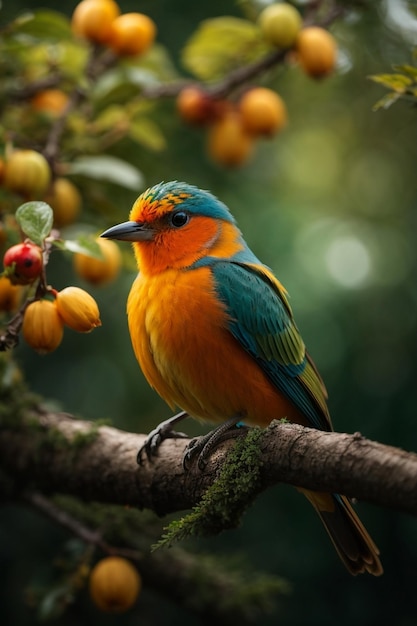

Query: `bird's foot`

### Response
(137, 411, 189, 464)
(183, 417, 248, 471)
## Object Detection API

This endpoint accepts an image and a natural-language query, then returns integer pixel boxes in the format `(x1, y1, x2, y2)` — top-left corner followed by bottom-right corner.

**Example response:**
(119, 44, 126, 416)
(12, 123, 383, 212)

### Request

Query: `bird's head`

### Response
(101, 181, 242, 274)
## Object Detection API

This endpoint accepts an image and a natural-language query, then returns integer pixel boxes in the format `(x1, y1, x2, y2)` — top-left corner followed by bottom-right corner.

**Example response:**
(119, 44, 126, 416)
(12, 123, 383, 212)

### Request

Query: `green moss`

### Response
(154, 427, 265, 549)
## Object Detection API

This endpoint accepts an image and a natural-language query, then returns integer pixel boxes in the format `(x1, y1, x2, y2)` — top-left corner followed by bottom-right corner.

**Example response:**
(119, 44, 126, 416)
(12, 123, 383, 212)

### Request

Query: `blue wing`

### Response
(210, 257, 331, 432)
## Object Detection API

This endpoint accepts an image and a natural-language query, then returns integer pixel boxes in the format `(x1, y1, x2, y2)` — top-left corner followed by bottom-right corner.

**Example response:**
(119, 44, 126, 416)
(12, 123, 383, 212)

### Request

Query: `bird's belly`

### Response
(128, 268, 302, 426)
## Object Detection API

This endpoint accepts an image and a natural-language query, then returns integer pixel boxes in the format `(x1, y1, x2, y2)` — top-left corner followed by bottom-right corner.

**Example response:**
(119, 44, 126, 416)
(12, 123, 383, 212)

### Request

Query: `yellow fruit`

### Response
(31, 89, 70, 117)
(89, 557, 141, 612)
(71, 0, 120, 44)
(44, 178, 82, 228)
(296, 27, 337, 78)
(207, 111, 254, 167)
(3, 150, 51, 199)
(55, 286, 101, 333)
(258, 3, 302, 49)
(22, 299, 64, 353)
(73, 238, 121, 285)
(239, 87, 288, 137)
(0, 277, 22, 313)
(108, 12, 156, 56)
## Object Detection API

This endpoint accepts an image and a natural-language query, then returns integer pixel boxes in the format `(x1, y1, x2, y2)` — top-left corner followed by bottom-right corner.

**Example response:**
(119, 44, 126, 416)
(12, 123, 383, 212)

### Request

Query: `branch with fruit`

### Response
(0, 0, 343, 355)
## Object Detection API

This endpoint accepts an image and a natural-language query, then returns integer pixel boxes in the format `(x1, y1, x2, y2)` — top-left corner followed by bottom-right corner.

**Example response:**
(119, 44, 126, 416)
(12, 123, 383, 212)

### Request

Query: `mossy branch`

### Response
(1, 400, 417, 519)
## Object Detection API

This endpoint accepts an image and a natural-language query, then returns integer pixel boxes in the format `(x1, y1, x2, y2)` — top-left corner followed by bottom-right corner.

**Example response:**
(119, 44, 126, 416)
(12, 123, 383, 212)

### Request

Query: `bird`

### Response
(101, 180, 383, 576)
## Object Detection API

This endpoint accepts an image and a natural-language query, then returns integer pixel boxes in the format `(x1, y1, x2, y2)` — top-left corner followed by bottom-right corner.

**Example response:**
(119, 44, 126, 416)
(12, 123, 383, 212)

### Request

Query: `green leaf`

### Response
(368, 73, 413, 92)
(68, 156, 144, 190)
(53, 235, 103, 258)
(392, 64, 417, 79)
(94, 67, 160, 103)
(16, 201, 53, 245)
(9, 10, 72, 42)
(372, 91, 402, 111)
(181, 17, 268, 80)
(129, 118, 167, 151)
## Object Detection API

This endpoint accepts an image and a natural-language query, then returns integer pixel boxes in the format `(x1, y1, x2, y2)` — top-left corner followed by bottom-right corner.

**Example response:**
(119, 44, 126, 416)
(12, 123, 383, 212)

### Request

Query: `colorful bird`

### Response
(101, 181, 383, 576)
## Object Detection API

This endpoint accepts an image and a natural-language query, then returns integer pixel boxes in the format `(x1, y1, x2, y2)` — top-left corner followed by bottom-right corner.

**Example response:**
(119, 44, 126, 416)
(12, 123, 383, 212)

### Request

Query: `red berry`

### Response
(3, 242, 43, 285)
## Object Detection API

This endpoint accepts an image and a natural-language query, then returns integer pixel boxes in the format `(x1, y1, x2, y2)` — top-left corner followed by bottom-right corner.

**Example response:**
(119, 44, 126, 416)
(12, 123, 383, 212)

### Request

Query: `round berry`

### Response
(73, 238, 121, 285)
(3, 242, 43, 285)
(108, 12, 156, 56)
(176, 86, 222, 126)
(258, 3, 302, 49)
(207, 110, 254, 167)
(3, 150, 51, 199)
(296, 27, 337, 78)
(239, 87, 288, 137)
(44, 178, 82, 228)
(89, 557, 141, 612)
(71, 0, 120, 45)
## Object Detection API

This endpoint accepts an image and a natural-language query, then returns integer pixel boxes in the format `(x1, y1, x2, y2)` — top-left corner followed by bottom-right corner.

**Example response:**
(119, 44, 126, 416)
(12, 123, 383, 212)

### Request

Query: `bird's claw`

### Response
(136, 411, 189, 465)
(182, 437, 208, 471)
(182, 419, 249, 471)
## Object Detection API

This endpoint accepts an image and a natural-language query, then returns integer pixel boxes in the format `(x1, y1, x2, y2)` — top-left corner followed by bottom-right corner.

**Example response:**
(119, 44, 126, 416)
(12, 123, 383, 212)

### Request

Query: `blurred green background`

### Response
(2, 0, 417, 624)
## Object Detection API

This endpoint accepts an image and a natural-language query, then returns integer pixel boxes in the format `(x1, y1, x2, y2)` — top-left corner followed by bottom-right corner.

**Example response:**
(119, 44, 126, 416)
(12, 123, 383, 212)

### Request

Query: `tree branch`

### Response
(1, 407, 416, 517)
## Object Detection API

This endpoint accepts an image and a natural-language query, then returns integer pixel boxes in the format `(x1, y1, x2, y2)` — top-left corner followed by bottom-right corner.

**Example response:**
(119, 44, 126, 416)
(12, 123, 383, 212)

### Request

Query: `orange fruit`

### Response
(55, 286, 101, 333)
(176, 86, 222, 126)
(73, 238, 121, 285)
(71, 0, 120, 45)
(108, 12, 156, 56)
(296, 27, 337, 78)
(0, 277, 22, 313)
(31, 89, 70, 117)
(207, 110, 254, 167)
(239, 87, 287, 137)
(44, 178, 82, 228)
(89, 557, 141, 612)
(22, 300, 64, 354)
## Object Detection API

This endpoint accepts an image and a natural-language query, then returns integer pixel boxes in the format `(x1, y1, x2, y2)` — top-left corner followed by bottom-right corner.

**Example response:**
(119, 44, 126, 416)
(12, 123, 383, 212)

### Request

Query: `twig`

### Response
(24, 490, 144, 561)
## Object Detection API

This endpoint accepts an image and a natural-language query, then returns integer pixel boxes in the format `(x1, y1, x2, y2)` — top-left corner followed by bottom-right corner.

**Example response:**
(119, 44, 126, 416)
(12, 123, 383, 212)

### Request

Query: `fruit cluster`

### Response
(1, 239, 102, 353)
(176, 2, 337, 167)
(0, 197, 122, 354)
(71, 0, 156, 57)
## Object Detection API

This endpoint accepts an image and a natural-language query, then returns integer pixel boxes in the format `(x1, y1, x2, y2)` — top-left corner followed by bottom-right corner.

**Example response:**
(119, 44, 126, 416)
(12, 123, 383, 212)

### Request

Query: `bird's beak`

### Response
(100, 220, 154, 242)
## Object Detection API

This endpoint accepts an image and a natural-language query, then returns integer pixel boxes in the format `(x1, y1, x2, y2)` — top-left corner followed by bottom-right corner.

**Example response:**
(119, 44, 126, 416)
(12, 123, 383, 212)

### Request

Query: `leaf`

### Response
(54, 235, 103, 258)
(368, 73, 413, 92)
(392, 64, 417, 79)
(94, 67, 160, 103)
(16, 202, 53, 245)
(372, 91, 402, 111)
(129, 118, 166, 151)
(68, 156, 144, 190)
(181, 17, 268, 80)
(38, 585, 73, 621)
(9, 10, 72, 42)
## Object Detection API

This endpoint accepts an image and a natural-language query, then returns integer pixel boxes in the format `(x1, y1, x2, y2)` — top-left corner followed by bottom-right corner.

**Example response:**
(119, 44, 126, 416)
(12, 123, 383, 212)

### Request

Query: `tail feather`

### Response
(300, 489, 383, 576)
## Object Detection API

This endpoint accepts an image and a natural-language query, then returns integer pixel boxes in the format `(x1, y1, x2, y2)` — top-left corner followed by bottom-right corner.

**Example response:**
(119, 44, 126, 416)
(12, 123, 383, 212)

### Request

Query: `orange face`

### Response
(130, 188, 192, 221)
(128, 188, 241, 275)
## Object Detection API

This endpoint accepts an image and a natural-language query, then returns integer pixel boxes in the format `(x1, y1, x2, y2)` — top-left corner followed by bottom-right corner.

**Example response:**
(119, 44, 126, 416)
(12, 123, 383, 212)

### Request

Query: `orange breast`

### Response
(127, 266, 305, 427)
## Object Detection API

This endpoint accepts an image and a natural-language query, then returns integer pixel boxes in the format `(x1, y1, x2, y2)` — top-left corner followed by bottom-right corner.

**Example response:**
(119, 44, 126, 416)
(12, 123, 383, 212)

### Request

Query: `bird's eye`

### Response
(170, 211, 189, 228)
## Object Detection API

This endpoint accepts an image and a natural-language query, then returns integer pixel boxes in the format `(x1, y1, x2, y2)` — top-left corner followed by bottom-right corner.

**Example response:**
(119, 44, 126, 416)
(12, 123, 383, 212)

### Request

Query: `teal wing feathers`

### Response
(211, 259, 332, 432)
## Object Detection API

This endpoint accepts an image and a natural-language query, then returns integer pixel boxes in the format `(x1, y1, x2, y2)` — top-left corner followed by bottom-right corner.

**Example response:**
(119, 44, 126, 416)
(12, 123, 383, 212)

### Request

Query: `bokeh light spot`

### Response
(325, 235, 371, 287)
